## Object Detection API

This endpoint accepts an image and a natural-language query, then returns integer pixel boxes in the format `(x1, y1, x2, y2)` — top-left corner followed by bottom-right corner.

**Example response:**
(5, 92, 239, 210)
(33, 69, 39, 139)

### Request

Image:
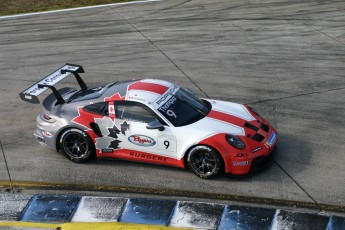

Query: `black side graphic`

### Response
(120, 121, 130, 135)
(108, 125, 121, 149)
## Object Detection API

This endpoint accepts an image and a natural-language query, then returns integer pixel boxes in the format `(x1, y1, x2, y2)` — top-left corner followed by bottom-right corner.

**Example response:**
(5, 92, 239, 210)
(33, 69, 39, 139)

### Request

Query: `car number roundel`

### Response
(128, 135, 156, 147)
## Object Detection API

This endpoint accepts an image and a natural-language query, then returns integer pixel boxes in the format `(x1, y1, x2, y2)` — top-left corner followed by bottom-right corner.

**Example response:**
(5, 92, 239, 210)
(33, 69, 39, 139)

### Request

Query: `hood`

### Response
(206, 99, 255, 121)
(189, 99, 257, 136)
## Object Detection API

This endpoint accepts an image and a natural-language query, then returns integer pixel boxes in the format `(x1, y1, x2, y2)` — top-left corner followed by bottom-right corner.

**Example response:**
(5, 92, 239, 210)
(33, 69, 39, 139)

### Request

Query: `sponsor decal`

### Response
(130, 152, 167, 162)
(234, 153, 248, 158)
(36, 136, 45, 143)
(24, 65, 78, 96)
(60, 128, 87, 144)
(101, 149, 113, 153)
(128, 135, 156, 147)
(155, 84, 178, 105)
(265, 131, 277, 147)
(233, 160, 249, 166)
(252, 146, 262, 153)
(128, 96, 145, 102)
(158, 96, 176, 113)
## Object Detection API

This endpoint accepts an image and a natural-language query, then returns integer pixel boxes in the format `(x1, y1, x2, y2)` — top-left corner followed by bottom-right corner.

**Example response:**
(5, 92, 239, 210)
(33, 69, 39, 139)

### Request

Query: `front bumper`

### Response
(250, 145, 277, 172)
(226, 145, 277, 178)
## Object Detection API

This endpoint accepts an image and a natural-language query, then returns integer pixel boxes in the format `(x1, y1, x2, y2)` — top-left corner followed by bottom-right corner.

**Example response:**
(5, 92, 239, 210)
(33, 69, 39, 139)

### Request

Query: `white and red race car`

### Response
(20, 64, 277, 179)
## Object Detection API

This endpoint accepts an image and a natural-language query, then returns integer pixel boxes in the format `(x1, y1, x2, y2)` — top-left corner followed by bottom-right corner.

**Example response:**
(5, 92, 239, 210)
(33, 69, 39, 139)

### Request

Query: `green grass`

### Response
(0, 0, 134, 16)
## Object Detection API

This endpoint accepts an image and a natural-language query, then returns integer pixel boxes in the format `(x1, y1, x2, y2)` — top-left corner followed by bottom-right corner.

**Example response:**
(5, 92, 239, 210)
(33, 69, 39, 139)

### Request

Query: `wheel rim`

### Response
(190, 149, 217, 176)
(63, 133, 88, 159)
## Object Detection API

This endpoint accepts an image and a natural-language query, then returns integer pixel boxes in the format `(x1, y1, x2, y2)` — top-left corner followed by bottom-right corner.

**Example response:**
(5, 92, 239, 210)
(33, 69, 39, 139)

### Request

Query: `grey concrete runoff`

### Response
(1, 194, 345, 229)
(0, 0, 344, 214)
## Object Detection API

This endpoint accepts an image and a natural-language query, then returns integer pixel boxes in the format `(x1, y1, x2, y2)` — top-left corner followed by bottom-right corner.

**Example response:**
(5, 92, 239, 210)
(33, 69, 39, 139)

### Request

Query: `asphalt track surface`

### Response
(0, 0, 344, 213)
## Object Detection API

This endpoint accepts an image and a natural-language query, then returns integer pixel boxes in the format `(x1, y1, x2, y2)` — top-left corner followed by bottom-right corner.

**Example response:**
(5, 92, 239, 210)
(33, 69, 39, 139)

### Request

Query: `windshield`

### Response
(157, 88, 210, 126)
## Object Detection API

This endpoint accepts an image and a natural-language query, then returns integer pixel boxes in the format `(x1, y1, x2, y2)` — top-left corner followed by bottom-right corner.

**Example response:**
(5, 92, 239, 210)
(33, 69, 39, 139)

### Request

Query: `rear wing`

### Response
(19, 63, 87, 104)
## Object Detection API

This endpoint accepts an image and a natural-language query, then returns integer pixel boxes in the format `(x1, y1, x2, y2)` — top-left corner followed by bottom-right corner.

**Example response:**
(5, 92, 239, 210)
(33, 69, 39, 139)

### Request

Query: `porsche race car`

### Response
(19, 64, 277, 179)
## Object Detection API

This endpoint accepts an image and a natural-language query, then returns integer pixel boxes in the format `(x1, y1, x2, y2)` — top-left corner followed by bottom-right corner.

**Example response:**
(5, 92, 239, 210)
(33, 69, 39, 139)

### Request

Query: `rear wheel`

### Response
(59, 129, 95, 163)
(187, 145, 222, 179)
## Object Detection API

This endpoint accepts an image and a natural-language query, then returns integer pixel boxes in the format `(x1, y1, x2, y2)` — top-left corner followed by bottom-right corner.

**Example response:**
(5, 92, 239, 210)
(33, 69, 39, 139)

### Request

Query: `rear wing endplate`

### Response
(19, 63, 86, 104)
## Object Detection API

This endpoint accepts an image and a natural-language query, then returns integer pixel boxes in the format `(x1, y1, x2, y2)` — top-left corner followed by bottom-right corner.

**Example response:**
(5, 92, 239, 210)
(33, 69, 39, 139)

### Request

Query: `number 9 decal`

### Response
(157, 135, 176, 152)
(164, 140, 170, 149)
(166, 110, 177, 118)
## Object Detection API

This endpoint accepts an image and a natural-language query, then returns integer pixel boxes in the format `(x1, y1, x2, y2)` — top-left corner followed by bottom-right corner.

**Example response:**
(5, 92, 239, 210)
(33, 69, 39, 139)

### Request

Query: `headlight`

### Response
(225, 134, 246, 150)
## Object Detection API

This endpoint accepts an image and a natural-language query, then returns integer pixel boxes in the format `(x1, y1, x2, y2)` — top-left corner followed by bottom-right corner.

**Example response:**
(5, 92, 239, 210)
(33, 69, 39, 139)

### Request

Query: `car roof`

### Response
(103, 79, 175, 105)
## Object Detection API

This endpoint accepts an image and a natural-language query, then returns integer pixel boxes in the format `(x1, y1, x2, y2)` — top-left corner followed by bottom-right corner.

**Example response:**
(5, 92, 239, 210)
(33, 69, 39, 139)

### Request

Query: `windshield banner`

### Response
(153, 84, 179, 109)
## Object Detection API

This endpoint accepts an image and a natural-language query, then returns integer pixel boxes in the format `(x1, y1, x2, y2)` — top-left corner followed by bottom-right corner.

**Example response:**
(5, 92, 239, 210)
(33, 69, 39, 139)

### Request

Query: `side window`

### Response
(83, 102, 108, 116)
(115, 101, 165, 124)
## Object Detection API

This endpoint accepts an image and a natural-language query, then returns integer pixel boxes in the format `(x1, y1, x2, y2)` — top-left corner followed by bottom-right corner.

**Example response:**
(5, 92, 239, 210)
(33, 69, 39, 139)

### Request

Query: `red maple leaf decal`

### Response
(72, 106, 104, 130)
(104, 93, 125, 102)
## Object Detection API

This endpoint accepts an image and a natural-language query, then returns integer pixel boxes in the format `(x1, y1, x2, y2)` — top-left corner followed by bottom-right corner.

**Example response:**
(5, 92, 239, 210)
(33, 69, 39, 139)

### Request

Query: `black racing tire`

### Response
(59, 129, 95, 163)
(187, 145, 223, 179)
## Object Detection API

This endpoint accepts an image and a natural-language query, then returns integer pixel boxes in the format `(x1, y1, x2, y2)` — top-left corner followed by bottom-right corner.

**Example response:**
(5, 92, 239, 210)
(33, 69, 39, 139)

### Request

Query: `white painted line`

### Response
(270, 209, 280, 230)
(0, 0, 162, 20)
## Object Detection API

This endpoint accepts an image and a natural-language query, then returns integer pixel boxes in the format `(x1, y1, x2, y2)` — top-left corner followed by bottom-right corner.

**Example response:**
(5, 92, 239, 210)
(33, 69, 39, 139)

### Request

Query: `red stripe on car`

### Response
(128, 81, 169, 95)
(96, 148, 185, 168)
(207, 110, 246, 127)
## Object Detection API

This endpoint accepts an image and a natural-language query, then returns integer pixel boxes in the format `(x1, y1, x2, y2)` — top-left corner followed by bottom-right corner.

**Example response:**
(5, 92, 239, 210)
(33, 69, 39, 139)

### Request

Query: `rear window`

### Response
(83, 102, 108, 116)
(68, 86, 106, 103)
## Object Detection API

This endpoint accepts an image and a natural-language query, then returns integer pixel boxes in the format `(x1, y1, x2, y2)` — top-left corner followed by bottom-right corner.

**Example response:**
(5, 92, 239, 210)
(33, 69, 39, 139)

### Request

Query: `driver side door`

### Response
(112, 101, 178, 161)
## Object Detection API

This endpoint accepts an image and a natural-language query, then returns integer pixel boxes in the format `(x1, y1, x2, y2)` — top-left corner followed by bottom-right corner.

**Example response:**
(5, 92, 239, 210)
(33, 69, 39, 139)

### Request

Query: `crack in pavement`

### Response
(107, 5, 210, 98)
(274, 161, 322, 211)
(300, 20, 345, 46)
(251, 86, 345, 208)
(247, 86, 345, 105)
(248, 88, 345, 207)
(0, 140, 13, 194)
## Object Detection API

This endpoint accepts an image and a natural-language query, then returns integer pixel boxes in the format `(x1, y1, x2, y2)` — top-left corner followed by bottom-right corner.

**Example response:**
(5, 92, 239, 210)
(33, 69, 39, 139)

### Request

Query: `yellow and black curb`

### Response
(1, 181, 345, 229)
(1, 180, 345, 213)
(0, 221, 191, 229)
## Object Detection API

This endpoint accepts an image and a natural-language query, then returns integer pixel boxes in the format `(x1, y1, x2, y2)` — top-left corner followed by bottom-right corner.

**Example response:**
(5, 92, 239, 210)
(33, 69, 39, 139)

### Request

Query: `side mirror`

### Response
(146, 120, 165, 131)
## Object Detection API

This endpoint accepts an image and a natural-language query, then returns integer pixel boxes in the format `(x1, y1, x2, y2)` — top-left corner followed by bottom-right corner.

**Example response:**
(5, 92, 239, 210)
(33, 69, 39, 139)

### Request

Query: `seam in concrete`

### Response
(300, 20, 345, 46)
(274, 161, 322, 211)
(248, 86, 345, 105)
(0, 140, 13, 194)
(108, 5, 210, 98)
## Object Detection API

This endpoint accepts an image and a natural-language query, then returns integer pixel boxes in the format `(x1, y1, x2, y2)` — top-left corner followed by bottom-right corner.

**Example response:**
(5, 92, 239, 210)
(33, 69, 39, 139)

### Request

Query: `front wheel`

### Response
(187, 145, 223, 179)
(59, 129, 95, 163)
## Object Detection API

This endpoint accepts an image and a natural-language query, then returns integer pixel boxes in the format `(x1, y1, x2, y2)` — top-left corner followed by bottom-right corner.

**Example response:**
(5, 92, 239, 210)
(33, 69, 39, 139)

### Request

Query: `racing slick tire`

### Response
(187, 145, 223, 179)
(59, 129, 95, 163)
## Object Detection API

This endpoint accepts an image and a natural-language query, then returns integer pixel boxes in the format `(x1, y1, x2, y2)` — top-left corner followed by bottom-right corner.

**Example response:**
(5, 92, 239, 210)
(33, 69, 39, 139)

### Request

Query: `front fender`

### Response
(198, 133, 233, 173)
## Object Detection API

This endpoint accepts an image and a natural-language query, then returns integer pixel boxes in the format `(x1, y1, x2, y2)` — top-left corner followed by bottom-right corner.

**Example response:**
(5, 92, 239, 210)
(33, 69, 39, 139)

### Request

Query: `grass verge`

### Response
(0, 0, 134, 16)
